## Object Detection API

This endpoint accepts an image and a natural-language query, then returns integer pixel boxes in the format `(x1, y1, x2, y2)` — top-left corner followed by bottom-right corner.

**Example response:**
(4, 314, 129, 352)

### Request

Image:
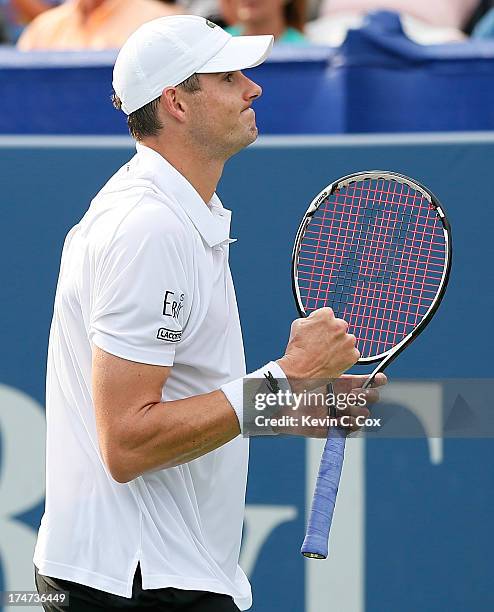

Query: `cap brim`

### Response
(198, 34, 274, 74)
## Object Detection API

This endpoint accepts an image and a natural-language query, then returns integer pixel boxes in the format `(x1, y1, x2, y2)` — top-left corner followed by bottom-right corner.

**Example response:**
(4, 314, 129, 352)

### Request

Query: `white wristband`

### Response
(221, 361, 290, 435)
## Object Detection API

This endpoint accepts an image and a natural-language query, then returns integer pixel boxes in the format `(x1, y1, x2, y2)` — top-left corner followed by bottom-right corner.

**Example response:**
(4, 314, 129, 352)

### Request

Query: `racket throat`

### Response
(363, 353, 394, 388)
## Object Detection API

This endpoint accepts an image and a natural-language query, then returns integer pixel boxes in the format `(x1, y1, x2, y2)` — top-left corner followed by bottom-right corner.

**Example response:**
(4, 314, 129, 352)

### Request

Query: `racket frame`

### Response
(294, 170, 453, 560)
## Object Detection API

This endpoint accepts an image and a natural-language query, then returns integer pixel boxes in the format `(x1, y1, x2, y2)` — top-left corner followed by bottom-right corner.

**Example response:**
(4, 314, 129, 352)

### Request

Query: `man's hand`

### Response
(271, 371, 387, 438)
(277, 308, 360, 390)
(331, 373, 387, 432)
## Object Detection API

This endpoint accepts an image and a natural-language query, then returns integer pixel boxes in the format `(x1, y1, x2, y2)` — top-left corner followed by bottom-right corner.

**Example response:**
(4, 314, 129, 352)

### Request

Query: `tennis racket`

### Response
(292, 171, 452, 559)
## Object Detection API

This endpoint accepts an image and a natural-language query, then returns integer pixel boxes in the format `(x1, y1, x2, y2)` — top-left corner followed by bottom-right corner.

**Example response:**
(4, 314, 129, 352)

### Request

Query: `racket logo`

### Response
(314, 191, 328, 207)
(329, 205, 412, 307)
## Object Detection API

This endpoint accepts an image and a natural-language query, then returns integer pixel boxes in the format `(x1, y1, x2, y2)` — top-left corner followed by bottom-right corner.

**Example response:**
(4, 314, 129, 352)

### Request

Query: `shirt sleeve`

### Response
(89, 200, 190, 366)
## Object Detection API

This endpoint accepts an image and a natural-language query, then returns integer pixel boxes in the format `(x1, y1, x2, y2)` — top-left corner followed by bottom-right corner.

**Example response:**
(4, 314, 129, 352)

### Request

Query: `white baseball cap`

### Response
(113, 15, 274, 115)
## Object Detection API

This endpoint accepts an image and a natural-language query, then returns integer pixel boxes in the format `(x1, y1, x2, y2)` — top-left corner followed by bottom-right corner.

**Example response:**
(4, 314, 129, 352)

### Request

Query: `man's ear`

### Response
(161, 87, 189, 122)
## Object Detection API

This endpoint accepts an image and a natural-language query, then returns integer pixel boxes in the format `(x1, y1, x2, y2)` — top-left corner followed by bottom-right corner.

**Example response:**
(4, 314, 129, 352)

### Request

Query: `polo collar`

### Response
(135, 143, 231, 248)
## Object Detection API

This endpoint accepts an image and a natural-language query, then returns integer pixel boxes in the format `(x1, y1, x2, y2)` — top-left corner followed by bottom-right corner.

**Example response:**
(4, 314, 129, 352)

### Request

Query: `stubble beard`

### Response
(189, 114, 259, 161)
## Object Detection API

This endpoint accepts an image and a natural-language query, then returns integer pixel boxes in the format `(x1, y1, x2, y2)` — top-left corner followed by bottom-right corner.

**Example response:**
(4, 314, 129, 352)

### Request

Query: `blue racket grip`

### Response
(301, 427, 346, 559)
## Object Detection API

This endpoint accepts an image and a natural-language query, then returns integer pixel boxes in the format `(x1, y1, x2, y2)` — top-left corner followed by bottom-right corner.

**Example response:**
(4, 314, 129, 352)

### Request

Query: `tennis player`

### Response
(33, 15, 384, 611)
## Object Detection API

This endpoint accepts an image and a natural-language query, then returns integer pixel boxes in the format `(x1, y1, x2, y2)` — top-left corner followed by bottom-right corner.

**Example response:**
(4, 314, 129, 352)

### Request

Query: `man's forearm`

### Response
(103, 390, 240, 483)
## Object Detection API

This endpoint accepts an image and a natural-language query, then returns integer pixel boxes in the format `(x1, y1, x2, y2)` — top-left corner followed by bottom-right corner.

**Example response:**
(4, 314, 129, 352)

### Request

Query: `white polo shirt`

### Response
(34, 143, 252, 609)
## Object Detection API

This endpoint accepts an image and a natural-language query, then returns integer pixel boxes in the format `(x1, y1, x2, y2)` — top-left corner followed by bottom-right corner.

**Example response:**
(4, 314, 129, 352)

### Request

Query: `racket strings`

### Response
(296, 178, 447, 358)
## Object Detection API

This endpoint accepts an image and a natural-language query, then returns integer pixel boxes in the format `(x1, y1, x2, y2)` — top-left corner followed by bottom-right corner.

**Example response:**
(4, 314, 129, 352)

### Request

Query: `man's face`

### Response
(183, 71, 263, 160)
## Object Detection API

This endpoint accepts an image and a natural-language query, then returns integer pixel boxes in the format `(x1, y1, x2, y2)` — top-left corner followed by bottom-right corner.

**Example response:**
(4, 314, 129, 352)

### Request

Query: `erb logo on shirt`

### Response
(163, 290, 184, 320)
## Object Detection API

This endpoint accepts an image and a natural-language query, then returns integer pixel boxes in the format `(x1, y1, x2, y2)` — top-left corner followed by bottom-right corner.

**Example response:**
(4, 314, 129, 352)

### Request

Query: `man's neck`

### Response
(142, 139, 224, 205)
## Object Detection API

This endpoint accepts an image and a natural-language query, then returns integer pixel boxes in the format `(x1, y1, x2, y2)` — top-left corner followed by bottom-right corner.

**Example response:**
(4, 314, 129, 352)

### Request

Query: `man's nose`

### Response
(243, 74, 262, 101)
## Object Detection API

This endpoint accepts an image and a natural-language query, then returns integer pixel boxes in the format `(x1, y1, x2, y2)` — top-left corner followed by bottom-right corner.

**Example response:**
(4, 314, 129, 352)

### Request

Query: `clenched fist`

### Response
(277, 307, 359, 389)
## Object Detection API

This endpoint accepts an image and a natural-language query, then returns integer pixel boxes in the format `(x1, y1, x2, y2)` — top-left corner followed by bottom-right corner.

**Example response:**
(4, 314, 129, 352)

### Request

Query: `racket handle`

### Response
(301, 425, 346, 559)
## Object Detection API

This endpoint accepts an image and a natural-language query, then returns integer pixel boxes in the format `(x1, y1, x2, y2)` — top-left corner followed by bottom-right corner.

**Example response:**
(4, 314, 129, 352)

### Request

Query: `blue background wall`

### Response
(1, 133, 493, 610)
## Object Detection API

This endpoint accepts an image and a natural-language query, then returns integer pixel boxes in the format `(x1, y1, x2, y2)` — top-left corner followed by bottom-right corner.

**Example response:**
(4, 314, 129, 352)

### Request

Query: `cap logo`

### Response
(205, 19, 217, 29)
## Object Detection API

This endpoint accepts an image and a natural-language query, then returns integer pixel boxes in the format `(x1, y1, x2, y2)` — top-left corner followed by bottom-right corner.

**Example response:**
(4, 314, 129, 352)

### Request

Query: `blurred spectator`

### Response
(10, 0, 59, 23)
(306, 0, 322, 20)
(0, 6, 8, 41)
(472, 4, 494, 37)
(307, 0, 482, 45)
(17, 0, 181, 50)
(464, 0, 493, 34)
(174, 0, 233, 27)
(318, 0, 480, 30)
(177, 0, 219, 18)
(217, 0, 236, 24)
(177, 0, 319, 25)
(177, 0, 320, 23)
(0, 0, 59, 42)
(226, 0, 307, 43)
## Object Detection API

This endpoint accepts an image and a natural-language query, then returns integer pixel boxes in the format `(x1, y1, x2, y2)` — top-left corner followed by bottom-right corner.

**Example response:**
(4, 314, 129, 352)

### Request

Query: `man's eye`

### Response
(225, 73, 234, 82)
